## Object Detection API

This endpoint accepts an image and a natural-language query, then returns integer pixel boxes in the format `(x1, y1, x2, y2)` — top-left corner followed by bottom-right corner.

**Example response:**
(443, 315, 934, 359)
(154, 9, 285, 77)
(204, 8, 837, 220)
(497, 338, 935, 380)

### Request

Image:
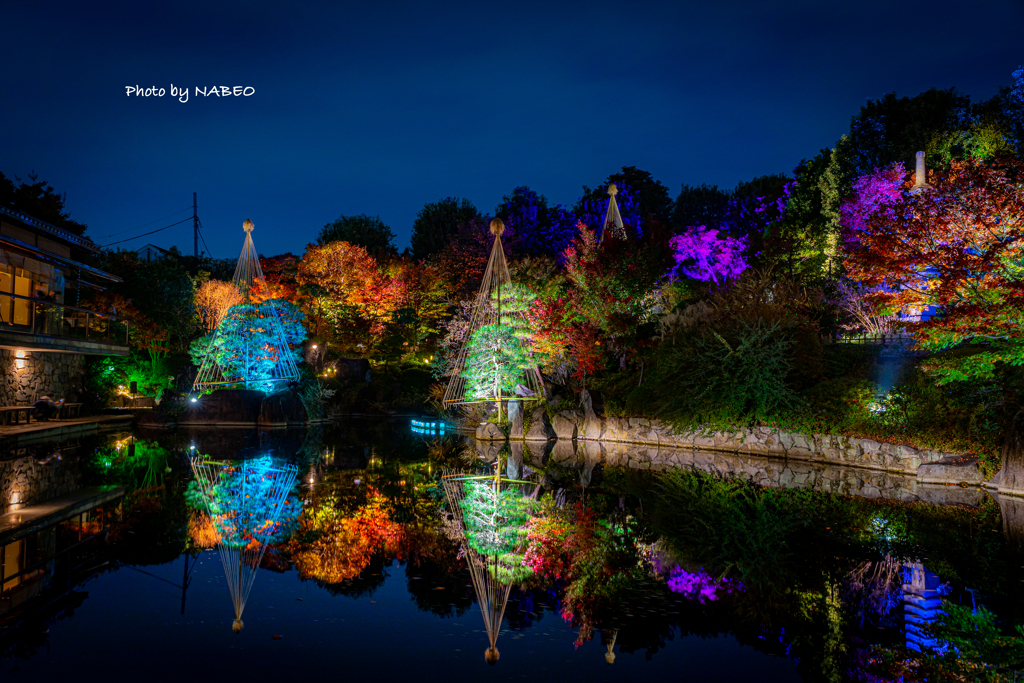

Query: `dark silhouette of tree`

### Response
(410, 197, 480, 261)
(576, 166, 672, 227)
(846, 88, 974, 177)
(671, 183, 731, 232)
(317, 213, 397, 260)
(0, 171, 89, 235)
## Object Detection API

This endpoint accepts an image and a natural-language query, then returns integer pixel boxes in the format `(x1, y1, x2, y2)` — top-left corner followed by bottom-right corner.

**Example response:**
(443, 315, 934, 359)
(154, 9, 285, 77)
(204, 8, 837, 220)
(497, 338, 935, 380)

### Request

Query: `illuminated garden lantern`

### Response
(442, 218, 543, 421)
(192, 219, 301, 393)
(189, 455, 299, 632)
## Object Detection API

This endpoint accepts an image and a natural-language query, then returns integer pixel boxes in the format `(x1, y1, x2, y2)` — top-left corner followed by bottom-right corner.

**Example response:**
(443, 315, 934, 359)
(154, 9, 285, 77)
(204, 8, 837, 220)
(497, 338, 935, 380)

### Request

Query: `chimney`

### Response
(909, 151, 932, 194)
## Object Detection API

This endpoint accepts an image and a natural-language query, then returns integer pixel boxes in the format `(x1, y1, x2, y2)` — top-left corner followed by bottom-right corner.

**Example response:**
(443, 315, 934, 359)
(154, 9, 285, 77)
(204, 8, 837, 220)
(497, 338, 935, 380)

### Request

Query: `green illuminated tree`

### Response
(461, 323, 532, 402)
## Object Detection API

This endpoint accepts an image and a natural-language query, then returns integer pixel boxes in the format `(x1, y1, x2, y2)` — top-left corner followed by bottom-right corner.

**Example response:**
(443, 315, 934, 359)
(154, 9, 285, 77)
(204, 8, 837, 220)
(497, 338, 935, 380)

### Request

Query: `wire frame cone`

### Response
(441, 471, 535, 656)
(193, 222, 300, 393)
(190, 455, 299, 630)
(442, 227, 544, 407)
(599, 183, 626, 243)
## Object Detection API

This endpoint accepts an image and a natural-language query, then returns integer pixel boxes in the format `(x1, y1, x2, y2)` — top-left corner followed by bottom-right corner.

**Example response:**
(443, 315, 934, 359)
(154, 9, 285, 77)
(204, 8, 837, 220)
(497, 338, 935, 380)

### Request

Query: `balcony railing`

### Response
(0, 291, 129, 346)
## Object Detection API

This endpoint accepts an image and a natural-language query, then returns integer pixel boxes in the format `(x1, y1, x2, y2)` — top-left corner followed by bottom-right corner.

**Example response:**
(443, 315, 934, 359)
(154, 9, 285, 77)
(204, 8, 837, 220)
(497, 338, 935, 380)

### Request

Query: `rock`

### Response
(525, 408, 555, 442)
(259, 391, 309, 427)
(475, 421, 504, 441)
(335, 358, 372, 384)
(508, 400, 524, 439)
(179, 389, 265, 425)
(579, 390, 603, 440)
(552, 411, 578, 440)
(917, 455, 984, 485)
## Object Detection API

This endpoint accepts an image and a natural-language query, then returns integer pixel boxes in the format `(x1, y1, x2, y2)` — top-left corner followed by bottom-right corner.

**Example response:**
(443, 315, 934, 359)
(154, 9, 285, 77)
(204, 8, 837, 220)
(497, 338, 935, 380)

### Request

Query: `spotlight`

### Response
(190, 397, 197, 403)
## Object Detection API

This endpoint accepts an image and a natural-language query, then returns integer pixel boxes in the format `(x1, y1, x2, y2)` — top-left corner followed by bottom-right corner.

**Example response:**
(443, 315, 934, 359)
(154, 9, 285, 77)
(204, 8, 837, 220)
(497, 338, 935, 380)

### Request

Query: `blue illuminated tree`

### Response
(193, 220, 304, 393)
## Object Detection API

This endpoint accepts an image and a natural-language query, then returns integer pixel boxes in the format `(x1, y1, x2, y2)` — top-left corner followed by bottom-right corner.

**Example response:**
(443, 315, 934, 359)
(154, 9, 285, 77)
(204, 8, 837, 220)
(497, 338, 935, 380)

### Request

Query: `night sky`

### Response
(2, 0, 1021, 258)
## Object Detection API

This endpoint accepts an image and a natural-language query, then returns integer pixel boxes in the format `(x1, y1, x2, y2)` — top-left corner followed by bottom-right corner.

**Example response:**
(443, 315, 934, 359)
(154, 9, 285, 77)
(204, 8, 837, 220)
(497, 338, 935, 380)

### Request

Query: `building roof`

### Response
(135, 243, 172, 256)
(0, 206, 101, 253)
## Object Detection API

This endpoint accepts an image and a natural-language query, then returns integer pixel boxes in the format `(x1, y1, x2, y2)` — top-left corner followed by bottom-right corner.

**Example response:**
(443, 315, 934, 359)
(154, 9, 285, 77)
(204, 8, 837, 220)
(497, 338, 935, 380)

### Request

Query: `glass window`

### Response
(3, 539, 24, 591)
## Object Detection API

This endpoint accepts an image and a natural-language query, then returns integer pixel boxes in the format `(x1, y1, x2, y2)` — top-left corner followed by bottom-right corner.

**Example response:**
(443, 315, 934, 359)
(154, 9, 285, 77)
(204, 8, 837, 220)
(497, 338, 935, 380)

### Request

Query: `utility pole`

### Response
(193, 192, 199, 258)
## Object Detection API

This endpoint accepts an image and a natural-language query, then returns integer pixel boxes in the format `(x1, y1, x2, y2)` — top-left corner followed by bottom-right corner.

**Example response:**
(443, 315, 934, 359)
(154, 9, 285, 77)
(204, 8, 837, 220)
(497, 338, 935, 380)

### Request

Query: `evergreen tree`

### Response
(461, 323, 532, 401)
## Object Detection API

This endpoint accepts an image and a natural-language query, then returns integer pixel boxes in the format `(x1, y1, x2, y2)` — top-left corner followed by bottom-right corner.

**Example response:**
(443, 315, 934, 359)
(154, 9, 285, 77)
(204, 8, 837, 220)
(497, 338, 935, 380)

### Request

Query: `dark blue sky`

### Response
(2, 0, 1021, 258)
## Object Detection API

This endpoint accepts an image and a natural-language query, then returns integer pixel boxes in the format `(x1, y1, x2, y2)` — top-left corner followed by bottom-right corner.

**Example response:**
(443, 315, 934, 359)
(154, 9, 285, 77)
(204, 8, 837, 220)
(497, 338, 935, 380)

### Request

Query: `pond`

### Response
(1, 420, 1020, 682)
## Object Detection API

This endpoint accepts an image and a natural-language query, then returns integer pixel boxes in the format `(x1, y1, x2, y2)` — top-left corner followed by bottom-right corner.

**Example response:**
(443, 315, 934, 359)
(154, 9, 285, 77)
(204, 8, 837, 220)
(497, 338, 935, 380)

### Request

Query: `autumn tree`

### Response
(297, 241, 379, 340)
(194, 280, 243, 333)
(563, 222, 673, 344)
(844, 157, 1024, 384)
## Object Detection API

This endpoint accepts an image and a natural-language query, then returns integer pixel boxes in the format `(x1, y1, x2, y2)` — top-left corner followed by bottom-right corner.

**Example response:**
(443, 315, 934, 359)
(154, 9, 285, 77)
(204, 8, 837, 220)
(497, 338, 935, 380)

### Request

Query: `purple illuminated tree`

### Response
(668, 227, 748, 284)
(839, 163, 905, 239)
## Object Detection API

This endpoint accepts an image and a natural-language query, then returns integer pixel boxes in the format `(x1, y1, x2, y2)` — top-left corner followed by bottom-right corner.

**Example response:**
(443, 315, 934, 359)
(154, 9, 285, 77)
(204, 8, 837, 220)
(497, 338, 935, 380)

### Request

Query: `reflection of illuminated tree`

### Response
(524, 501, 643, 645)
(190, 455, 299, 632)
(288, 489, 406, 583)
(442, 473, 536, 665)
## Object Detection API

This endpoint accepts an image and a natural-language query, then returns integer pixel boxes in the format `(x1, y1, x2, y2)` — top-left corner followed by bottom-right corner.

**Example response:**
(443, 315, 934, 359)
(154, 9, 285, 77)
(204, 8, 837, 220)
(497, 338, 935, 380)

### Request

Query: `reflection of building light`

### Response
(191, 397, 197, 403)
(312, 344, 318, 349)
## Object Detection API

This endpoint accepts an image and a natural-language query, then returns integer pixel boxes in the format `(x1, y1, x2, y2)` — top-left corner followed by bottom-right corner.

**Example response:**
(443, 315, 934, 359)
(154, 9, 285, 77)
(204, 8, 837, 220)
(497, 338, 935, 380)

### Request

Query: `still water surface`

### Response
(0, 421, 1014, 682)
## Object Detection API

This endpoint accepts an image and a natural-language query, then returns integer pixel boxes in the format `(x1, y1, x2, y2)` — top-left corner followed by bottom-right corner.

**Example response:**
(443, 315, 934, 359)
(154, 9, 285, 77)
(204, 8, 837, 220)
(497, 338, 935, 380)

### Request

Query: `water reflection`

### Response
(189, 455, 299, 632)
(441, 472, 535, 664)
(3, 421, 1024, 680)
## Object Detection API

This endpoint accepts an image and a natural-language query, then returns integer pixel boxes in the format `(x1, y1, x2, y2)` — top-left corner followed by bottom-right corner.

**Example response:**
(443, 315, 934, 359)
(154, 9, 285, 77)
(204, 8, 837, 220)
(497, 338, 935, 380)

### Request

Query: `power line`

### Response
(98, 206, 194, 238)
(197, 219, 212, 257)
(101, 216, 194, 247)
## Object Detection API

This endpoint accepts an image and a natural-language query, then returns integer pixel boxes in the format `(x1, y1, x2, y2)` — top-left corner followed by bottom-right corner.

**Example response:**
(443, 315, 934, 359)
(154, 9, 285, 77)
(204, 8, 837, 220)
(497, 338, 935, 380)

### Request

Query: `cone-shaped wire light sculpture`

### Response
(190, 455, 299, 632)
(441, 469, 535, 665)
(598, 183, 626, 243)
(442, 218, 543, 414)
(192, 219, 300, 393)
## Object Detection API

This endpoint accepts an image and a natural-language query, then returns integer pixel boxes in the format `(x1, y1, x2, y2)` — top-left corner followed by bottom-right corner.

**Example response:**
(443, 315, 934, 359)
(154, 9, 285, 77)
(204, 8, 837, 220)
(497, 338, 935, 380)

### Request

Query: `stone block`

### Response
(475, 421, 505, 442)
(508, 400, 524, 439)
(916, 455, 984, 485)
(179, 389, 265, 425)
(525, 407, 555, 442)
(552, 411, 578, 440)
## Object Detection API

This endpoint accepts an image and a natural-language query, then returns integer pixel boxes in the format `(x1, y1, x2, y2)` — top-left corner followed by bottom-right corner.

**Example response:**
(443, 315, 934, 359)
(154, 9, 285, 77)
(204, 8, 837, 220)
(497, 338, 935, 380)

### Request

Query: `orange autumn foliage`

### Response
(288, 491, 407, 584)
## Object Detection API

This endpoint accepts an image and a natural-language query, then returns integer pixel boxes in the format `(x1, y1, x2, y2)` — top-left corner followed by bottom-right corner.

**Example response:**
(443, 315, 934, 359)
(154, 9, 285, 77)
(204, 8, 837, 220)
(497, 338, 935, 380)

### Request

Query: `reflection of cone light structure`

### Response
(604, 629, 618, 664)
(441, 471, 534, 663)
(190, 455, 299, 632)
(192, 219, 300, 393)
(442, 218, 543, 416)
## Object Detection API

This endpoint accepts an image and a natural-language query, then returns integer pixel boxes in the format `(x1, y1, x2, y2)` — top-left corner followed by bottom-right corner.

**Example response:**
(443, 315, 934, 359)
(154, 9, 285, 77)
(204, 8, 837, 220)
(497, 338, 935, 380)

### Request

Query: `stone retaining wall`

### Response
(1, 453, 81, 513)
(0, 349, 84, 405)
(468, 436, 986, 507)
(485, 405, 984, 486)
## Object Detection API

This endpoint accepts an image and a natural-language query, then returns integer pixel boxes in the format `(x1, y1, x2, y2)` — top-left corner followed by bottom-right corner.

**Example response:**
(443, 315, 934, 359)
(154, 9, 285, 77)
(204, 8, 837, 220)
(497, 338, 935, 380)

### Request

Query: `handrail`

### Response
(0, 290, 124, 321)
(0, 290, 130, 346)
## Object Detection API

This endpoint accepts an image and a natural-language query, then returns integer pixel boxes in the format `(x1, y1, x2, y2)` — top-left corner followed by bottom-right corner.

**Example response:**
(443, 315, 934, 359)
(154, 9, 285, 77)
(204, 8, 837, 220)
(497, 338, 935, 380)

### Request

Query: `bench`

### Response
(59, 402, 83, 419)
(0, 406, 33, 426)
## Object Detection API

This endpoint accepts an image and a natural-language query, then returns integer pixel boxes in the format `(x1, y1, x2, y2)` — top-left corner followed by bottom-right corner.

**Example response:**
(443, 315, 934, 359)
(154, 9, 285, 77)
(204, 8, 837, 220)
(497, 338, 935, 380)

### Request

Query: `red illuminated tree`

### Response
(843, 157, 1024, 384)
